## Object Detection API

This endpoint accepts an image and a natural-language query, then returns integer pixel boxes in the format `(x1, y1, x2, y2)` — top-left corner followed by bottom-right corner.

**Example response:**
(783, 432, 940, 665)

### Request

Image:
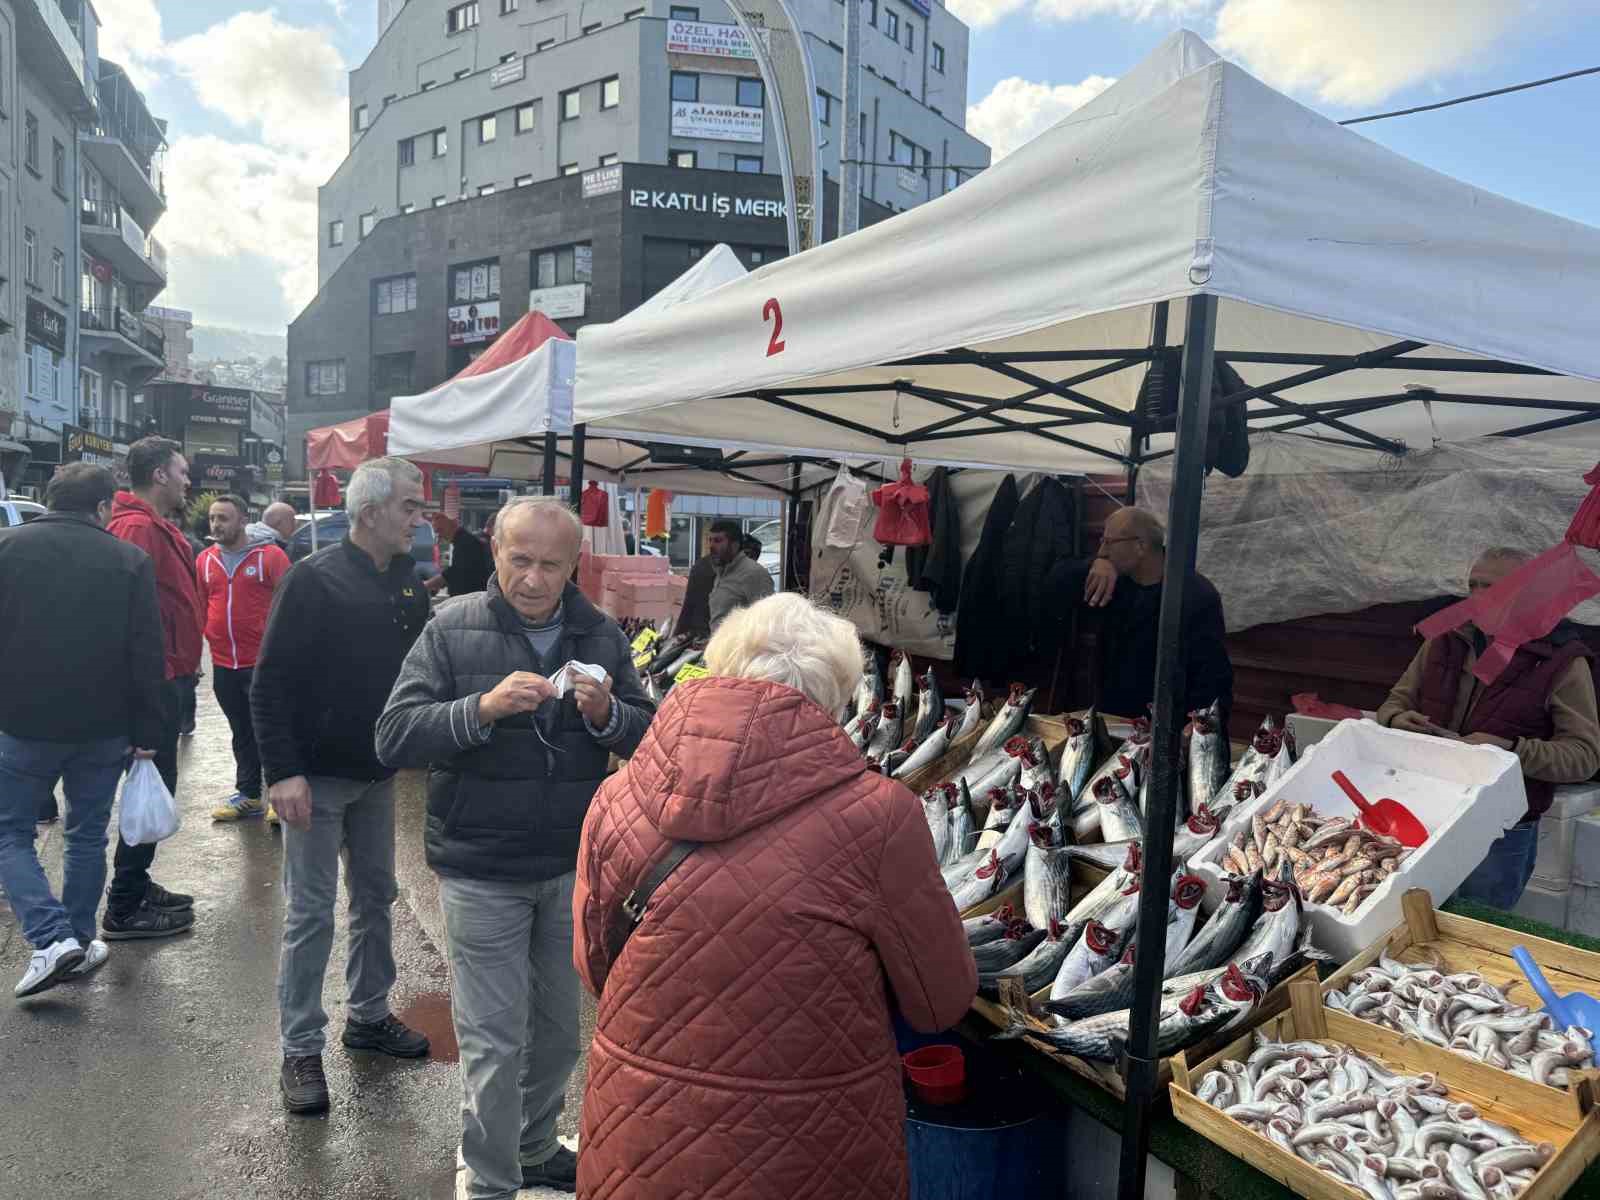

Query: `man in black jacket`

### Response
(376, 496, 653, 1197)
(0, 464, 165, 998)
(1051, 506, 1233, 723)
(251, 457, 433, 1114)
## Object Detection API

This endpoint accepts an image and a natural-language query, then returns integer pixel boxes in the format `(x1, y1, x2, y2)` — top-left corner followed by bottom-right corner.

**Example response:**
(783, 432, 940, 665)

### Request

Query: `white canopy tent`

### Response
(573, 32, 1600, 474)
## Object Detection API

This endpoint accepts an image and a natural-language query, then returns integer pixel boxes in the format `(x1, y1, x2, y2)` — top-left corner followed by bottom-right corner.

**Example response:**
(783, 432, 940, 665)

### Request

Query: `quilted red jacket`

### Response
(573, 676, 977, 1200)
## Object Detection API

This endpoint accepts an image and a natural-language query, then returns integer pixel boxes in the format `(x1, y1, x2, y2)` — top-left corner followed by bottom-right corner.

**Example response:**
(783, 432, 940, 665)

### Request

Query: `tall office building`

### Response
(286, 0, 990, 474)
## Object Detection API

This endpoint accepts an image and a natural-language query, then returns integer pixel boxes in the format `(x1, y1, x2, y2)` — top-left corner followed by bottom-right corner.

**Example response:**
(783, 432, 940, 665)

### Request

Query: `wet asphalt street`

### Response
(0, 667, 593, 1200)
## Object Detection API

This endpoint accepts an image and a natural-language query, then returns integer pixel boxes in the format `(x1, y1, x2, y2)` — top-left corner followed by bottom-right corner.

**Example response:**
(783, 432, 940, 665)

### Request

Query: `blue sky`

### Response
(97, 0, 1600, 335)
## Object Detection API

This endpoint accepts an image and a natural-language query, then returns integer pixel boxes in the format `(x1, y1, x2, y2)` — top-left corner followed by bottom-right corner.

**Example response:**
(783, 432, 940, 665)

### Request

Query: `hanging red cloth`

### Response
(580, 481, 609, 527)
(871, 459, 932, 547)
(312, 469, 342, 509)
(1566, 463, 1600, 548)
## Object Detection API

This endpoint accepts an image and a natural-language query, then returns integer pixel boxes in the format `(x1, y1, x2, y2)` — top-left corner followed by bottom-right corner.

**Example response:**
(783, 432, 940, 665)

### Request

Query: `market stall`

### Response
(569, 28, 1600, 1199)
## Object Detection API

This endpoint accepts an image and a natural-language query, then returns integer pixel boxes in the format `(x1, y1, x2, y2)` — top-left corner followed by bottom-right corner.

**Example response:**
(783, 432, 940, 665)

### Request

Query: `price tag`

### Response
(631, 627, 660, 653)
(674, 663, 710, 685)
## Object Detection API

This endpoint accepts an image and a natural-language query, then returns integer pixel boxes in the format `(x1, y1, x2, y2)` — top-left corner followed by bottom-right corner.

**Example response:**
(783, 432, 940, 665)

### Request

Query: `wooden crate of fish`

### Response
(1321, 889, 1600, 1120)
(1170, 978, 1600, 1200)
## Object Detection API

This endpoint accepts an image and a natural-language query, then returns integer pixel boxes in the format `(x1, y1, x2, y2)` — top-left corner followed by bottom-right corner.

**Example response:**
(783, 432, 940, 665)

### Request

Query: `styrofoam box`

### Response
(1285, 712, 1376, 754)
(1189, 719, 1527, 963)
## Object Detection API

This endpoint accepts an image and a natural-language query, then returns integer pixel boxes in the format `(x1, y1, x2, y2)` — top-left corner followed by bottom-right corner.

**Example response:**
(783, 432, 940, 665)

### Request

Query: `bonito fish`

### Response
(946, 781, 978, 865)
(953, 682, 984, 741)
(853, 646, 883, 720)
(986, 919, 1074, 996)
(889, 650, 916, 715)
(1165, 867, 1263, 978)
(1016, 736, 1053, 795)
(910, 665, 945, 745)
(1092, 766, 1143, 843)
(963, 737, 1027, 800)
(894, 714, 958, 780)
(1052, 918, 1128, 997)
(1023, 820, 1074, 930)
(1231, 859, 1302, 974)
(863, 701, 903, 766)
(845, 700, 879, 749)
(971, 920, 1047, 974)
(1056, 709, 1106, 805)
(1186, 701, 1230, 814)
(964, 903, 1019, 947)
(921, 783, 955, 865)
(972, 683, 1034, 760)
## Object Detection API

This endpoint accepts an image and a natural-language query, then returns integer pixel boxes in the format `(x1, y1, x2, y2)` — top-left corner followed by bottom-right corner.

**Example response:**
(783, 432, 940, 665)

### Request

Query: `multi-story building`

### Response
(145, 303, 194, 378)
(287, 0, 989, 475)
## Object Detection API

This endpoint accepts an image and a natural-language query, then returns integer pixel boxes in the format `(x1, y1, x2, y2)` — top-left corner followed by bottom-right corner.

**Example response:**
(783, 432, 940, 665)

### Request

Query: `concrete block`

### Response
(1569, 881, 1600, 940)
(1533, 815, 1584, 892)
(1573, 812, 1600, 888)
(1512, 879, 1570, 931)
(1548, 781, 1600, 823)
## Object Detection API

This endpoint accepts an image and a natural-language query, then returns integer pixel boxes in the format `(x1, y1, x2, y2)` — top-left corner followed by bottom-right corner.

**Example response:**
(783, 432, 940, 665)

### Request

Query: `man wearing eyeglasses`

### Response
(1059, 506, 1233, 727)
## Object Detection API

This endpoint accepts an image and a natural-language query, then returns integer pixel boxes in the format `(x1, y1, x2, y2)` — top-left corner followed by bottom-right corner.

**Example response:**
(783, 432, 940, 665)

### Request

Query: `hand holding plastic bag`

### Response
(119, 757, 181, 846)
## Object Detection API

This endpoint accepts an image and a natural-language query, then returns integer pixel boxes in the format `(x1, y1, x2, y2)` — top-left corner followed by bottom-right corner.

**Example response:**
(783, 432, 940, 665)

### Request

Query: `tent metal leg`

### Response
(541, 432, 558, 496)
(569, 423, 587, 510)
(1115, 293, 1217, 1200)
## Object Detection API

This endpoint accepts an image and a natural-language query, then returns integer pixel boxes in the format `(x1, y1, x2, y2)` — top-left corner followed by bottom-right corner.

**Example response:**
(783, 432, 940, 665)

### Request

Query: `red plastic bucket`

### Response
(903, 1044, 966, 1105)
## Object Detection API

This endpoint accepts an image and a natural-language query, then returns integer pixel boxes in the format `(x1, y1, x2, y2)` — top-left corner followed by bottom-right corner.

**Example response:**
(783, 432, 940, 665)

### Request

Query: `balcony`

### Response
(16, 0, 95, 119)
(80, 135, 166, 230)
(80, 302, 165, 374)
(81, 202, 167, 292)
(76, 413, 143, 445)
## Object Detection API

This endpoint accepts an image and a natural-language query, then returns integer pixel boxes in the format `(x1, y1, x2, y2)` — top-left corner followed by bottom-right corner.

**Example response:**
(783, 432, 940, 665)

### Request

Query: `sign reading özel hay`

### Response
(666, 19, 758, 58)
(670, 101, 762, 144)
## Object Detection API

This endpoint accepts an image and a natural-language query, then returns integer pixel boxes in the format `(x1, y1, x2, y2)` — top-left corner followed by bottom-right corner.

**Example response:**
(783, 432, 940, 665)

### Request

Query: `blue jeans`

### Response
(0, 731, 128, 948)
(1455, 819, 1540, 910)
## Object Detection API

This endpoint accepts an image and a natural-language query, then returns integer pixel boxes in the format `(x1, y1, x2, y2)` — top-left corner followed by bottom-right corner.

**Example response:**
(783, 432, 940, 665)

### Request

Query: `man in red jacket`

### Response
(196, 493, 290, 823)
(103, 436, 202, 939)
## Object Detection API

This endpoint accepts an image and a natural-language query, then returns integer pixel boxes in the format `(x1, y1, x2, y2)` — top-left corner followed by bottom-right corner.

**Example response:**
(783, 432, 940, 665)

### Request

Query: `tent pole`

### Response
(1115, 293, 1217, 1200)
(541, 432, 558, 497)
(569, 423, 587, 511)
(784, 460, 802, 591)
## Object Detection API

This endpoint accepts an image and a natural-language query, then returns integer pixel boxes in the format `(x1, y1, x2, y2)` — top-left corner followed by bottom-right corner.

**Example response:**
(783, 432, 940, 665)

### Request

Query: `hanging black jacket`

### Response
(998, 478, 1077, 668)
(953, 474, 1020, 680)
(905, 466, 962, 613)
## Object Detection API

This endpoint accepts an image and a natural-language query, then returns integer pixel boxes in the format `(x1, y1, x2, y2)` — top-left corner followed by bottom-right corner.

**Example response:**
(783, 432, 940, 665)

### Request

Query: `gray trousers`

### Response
(278, 776, 398, 1057)
(439, 872, 581, 1200)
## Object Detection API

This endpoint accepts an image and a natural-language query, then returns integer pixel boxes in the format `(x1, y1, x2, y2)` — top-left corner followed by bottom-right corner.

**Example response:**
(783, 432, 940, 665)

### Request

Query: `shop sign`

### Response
(670, 101, 763, 144)
(25, 299, 66, 355)
(62, 423, 116, 465)
(490, 58, 525, 88)
(192, 458, 246, 491)
(582, 164, 622, 199)
(185, 386, 250, 428)
(897, 167, 923, 194)
(448, 300, 501, 347)
(528, 284, 586, 320)
(574, 244, 593, 280)
(250, 392, 286, 442)
(666, 20, 757, 59)
(266, 463, 284, 482)
(629, 187, 785, 221)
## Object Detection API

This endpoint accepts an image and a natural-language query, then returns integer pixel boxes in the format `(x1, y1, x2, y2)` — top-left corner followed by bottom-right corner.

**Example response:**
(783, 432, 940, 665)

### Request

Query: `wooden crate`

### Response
(1322, 888, 1600, 1120)
(1170, 979, 1600, 1200)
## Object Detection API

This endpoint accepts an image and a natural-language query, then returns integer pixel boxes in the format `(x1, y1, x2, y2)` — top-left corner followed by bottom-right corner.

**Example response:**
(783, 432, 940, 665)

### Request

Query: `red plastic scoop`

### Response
(1331, 770, 1427, 848)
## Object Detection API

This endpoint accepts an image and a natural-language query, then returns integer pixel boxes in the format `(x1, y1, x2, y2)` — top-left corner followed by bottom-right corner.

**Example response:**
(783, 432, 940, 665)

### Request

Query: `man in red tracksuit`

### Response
(196, 493, 291, 823)
(104, 436, 203, 939)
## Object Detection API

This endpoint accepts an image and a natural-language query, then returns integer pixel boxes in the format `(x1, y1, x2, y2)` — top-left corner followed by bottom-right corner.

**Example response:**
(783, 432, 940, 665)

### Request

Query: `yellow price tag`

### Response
(631, 627, 660, 653)
(674, 663, 710, 685)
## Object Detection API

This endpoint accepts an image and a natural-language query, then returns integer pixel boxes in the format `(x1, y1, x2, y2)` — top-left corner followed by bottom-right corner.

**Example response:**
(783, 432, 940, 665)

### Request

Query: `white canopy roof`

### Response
(574, 31, 1600, 476)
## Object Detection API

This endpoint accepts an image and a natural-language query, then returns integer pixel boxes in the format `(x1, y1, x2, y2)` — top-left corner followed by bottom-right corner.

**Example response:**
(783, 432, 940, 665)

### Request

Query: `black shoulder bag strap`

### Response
(607, 839, 700, 962)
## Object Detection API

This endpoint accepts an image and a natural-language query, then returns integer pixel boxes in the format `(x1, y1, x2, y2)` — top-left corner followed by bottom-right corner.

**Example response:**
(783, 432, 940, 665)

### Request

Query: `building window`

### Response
(80, 368, 102, 419)
(815, 90, 832, 125)
(750, 249, 765, 264)
(734, 155, 762, 173)
(451, 258, 501, 301)
(532, 241, 592, 289)
(51, 249, 63, 301)
(51, 140, 64, 193)
(329, 219, 344, 247)
(479, 113, 497, 142)
(359, 211, 377, 238)
(23, 228, 34, 284)
(598, 153, 619, 167)
(866, 0, 876, 27)
(944, 166, 960, 192)
(499, 51, 516, 63)
(601, 77, 620, 109)
(932, 42, 944, 72)
(670, 5, 699, 17)
(671, 72, 699, 103)
(883, 8, 897, 39)
(478, 184, 496, 196)
(355, 104, 370, 131)
(890, 130, 927, 174)
(401, 202, 416, 214)
(582, 21, 602, 34)
(373, 352, 415, 396)
(306, 360, 347, 396)
(737, 79, 764, 108)
(446, 2, 479, 33)
(536, 36, 555, 50)
(561, 89, 580, 120)
(433, 128, 449, 157)
(454, 67, 471, 80)
(672, 150, 696, 168)
(24, 112, 37, 173)
(905, 21, 914, 50)
(515, 174, 534, 187)
(399, 137, 415, 166)
(112, 381, 129, 424)
(433, 195, 448, 207)
(516, 102, 535, 133)
(560, 162, 580, 176)
(501, 0, 519, 11)
(374, 273, 418, 315)
(27, 344, 60, 402)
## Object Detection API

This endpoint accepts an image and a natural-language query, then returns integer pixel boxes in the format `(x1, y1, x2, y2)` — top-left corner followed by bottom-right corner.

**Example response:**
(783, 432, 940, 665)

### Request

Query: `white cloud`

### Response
(92, 0, 166, 87)
(966, 74, 1117, 158)
(1212, 0, 1527, 107)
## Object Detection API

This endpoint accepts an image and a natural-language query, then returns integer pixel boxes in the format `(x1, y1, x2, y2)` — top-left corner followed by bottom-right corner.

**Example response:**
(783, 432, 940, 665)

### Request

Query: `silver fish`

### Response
(1187, 701, 1230, 811)
(1053, 917, 1128, 997)
(853, 646, 883, 719)
(845, 700, 879, 749)
(972, 683, 1033, 760)
(954, 682, 984, 741)
(948, 848, 1008, 911)
(1044, 947, 1136, 1018)
(889, 649, 916, 714)
(921, 783, 955, 864)
(1164, 873, 1208, 965)
(910, 665, 945, 745)
(1094, 765, 1144, 843)
(1063, 842, 1141, 931)
(1017, 736, 1053, 794)
(987, 919, 1075, 996)
(1166, 867, 1263, 977)
(1070, 739, 1132, 823)
(1232, 858, 1301, 974)
(1023, 821, 1074, 930)
(972, 921, 1047, 974)
(1056, 709, 1104, 805)
(894, 714, 958, 780)
(965, 738, 1026, 801)
(1212, 717, 1277, 810)
(964, 902, 1019, 947)
(863, 701, 903, 765)
(945, 783, 977, 866)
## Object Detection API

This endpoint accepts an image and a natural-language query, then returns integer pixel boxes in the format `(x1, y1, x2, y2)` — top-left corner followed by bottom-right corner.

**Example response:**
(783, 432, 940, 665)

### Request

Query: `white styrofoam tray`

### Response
(1189, 718, 1527, 962)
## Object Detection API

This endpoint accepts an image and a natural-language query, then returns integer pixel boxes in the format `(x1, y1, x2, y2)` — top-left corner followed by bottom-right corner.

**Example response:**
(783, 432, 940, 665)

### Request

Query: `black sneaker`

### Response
(522, 1146, 578, 1192)
(143, 882, 194, 911)
(341, 1013, 430, 1059)
(102, 902, 195, 940)
(280, 1054, 330, 1114)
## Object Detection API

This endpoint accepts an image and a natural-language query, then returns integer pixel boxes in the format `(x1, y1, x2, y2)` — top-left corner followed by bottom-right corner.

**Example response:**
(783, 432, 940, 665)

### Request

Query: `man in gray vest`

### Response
(377, 497, 654, 1198)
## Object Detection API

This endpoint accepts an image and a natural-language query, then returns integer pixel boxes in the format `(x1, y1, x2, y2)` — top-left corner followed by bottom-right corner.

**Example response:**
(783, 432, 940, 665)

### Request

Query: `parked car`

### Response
(0, 499, 47, 528)
(289, 511, 438, 574)
(749, 519, 781, 583)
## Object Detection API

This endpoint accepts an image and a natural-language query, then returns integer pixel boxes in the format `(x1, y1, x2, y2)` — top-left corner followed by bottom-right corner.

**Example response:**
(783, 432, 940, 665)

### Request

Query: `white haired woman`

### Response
(572, 593, 976, 1200)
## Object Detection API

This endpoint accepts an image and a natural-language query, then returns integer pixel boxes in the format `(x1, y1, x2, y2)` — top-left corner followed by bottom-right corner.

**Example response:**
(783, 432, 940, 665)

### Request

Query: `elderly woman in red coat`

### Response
(572, 593, 977, 1199)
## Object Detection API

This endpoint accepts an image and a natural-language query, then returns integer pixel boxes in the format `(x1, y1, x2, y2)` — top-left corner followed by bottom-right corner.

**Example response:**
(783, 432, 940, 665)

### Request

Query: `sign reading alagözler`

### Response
(670, 101, 762, 144)
(629, 189, 786, 221)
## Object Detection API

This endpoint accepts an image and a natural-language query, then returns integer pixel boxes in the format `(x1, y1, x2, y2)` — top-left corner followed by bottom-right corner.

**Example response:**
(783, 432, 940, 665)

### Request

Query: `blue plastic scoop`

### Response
(1511, 944, 1600, 1032)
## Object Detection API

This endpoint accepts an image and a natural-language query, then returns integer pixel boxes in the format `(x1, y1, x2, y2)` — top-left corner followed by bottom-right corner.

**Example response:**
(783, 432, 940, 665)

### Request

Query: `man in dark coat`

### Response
(376, 496, 654, 1196)
(954, 474, 1020, 679)
(430, 511, 494, 596)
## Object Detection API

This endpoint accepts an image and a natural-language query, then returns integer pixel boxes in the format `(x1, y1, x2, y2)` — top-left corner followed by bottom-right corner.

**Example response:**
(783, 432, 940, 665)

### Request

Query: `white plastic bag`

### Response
(119, 758, 180, 846)
(822, 463, 872, 548)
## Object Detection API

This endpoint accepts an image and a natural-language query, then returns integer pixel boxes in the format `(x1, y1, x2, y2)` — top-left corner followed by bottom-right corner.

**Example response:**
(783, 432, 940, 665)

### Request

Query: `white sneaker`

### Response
(14, 937, 85, 998)
(68, 939, 109, 978)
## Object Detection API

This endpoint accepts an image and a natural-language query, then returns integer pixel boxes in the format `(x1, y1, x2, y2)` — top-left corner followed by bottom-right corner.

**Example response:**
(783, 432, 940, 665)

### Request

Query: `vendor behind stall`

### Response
(1377, 546, 1600, 909)
(1049, 506, 1234, 724)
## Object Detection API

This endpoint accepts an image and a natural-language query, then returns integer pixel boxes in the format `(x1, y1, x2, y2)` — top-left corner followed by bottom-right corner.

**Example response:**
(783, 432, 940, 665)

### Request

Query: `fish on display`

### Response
(844, 698, 879, 750)
(964, 903, 1019, 947)
(946, 781, 978, 865)
(921, 783, 955, 864)
(1259, 727, 1296, 792)
(1043, 946, 1136, 1019)
(946, 793, 1032, 900)
(1094, 766, 1144, 843)
(854, 646, 883, 720)
(1017, 737, 1053, 795)
(949, 681, 984, 744)
(1225, 797, 1409, 916)
(1166, 868, 1263, 978)
(910, 665, 945, 745)
(643, 633, 692, 675)
(1056, 708, 1105, 805)
(964, 737, 1027, 799)
(643, 673, 664, 706)
(974, 781, 1025, 852)
(972, 683, 1034, 760)
(1210, 717, 1275, 809)
(1186, 701, 1231, 813)
(971, 920, 1047, 974)
(1055, 875, 1144, 992)
(863, 701, 903, 765)
(985, 919, 1074, 996)
(1070, 737, 1135, 829)
(1061, 841, 1142, 936)
(1138, 752, 1189, 831)
(1023, 820, 1074, 930)
(948, 849, 1008, 911)
(1052, 919, 1127, 997)
(1163, 873, 1208, 965)
(895, 714, 959, 780)
(889, 650, 916, 715)
(1231, 859, 1301, 973)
